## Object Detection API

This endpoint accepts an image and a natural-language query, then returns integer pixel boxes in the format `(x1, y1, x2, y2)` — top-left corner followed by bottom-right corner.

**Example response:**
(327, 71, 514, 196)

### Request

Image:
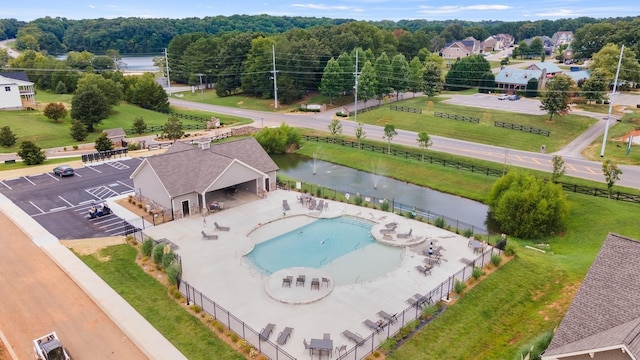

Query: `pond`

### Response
(271, 154, 490, 232)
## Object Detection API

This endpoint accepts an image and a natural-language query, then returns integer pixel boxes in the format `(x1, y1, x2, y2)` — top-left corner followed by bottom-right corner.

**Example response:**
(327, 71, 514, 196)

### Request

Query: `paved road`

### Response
(0, 39, 19, 59)
(169, 96, 640, 190)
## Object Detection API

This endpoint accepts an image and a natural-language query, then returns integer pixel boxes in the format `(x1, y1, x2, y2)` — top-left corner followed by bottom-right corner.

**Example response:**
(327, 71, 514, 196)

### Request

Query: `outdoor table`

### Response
(469, 239, 485, 254)
(309, 338, 333, 358)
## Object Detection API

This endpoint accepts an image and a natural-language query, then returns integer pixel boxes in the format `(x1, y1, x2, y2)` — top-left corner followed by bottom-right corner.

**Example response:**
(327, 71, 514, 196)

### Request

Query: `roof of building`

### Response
(544, 233, 640, 359)
(528, 62, 563, 74)
(103, 128, 126, 139)
(495, 68, 543, 85)
(0, 74, 33, 86)
(562, 70, 590, 83)
(141, 137, 278, 197)
(0, 71, 30, 82)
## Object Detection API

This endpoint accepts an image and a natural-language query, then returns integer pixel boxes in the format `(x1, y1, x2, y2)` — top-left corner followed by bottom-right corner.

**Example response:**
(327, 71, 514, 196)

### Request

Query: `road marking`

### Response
(565, 163, 577, 171)
(0, 181, 11, 190)
(23, 176, 36, 185)
(47, 173, 60, 181)
(29, 201, 44, 214)
(86, 166, 102, 173)
(586, 167, 598, 174)
(79, 200, 94, 205)
(58, 196, 74, 207)
(74, 172, 82, 177)
(117, 180, 134, 189)
(50, 206, 67, 212)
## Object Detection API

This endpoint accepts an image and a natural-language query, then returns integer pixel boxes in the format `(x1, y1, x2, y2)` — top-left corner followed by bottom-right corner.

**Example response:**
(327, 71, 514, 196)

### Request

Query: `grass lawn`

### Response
(77, 245, 245, 360)
(580, 108, 640, 165)
(351, 96, 595, 153)
(0, 91, 252, 153)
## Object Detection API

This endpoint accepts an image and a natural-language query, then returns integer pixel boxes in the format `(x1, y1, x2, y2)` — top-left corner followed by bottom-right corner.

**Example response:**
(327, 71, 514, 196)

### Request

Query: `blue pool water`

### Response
(246, 217, 376, 274)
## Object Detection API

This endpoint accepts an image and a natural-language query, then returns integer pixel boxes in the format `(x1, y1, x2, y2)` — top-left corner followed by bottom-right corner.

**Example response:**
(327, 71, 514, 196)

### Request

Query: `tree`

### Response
(358, 61, 377, 109)
(76, 74, 123, 107)
(383, 124, 397, 154)
(590, 43, 640, 84)
(374, 52, 392, 104)
(336, 52, 354, 95)
(416, 131, 433, 162)
(69, 120, 88, 141)
(390, 54, 409, 101)
(539, 74, 574, 122)
(320, 58, 342, 104)
(354, 122, 366, 150)
(602, 159, 622, 197)
(551, 155, 566, 182)
(580, 68, 608, 103)
(487, 170, 568, 239)
(162, 116, 184, 141)
(17, 141, 46, 165)
(54, 81, 68, 94)
(128, 73, 169, 112)
(253, 123, 301, 154)
(95, 132, 114, 152)
(132, 116, 148, 135)
(525, 78, 539, 98)
(444, 55, 491, 91)
(43, 102, 68, 123)
(327, 119, 343, 139)
(407, 56, 423, 96)
(422, 61, 442, 97)
(0, 48, 9, 68)
(0, 126, 17, 147)
(528, 37, 544, 58)
(71, 86, 111, 132)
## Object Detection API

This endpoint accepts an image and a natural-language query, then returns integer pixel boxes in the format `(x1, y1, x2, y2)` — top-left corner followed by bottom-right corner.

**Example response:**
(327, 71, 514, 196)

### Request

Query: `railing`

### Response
(433, 112, 479, 123)
(494, 121, 550, 137)
(390, 105, 422, 114)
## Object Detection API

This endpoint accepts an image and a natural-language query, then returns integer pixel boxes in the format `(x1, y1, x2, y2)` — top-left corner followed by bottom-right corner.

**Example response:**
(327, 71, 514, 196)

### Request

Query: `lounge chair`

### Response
(276, 327, 293, 345)
(413, 293, 432, 306)
(363, 319, 382, 333)
(380, 228, 395, 235)
(311, 278, 320, 290)
(385, 222, 398, 229)
(214, 221, 230, 231)
(415, 265, 432, 276)
(282, 200, 290, 211)
(335, 344, 347, 355)
(341, 330, 364, 344)
(296, 275, 306, 287)
(260, 323, 275, 340)
(397, 228, 413, 239)
(460, 258, 475, 266)
(377, 311, 397, 324)
(201, 230, 218, 240)
(282, 276, 292, 287)
(316, 199, 324, 211)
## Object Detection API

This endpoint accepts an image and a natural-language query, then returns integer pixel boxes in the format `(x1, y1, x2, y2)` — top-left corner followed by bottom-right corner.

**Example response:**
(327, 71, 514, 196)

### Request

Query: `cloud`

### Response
(291, 3, 361, 11)
(534, 9, 580, 17)
(88, 4, 96, 9)
(419, 4, 511, 15)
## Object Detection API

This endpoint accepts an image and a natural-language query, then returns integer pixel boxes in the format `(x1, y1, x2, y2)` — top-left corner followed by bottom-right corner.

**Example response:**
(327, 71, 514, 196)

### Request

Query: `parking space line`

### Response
(86, 166, 102, 173)
(58, 196, 74, 207)
(47, 173, 60, 181)
(50, 206, 67, 212)
(74, 172, 82, 177)
(23, 177, 36, 186)
(0, 181, 11, 190)
(117, 180, 134, 190)
(79, 200, 94, 205)
(29, 201, 44, 214)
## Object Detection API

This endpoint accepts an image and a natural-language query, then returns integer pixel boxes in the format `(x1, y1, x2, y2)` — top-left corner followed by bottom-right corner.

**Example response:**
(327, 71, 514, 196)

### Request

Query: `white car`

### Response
(33, 332, 71, 360)
(498, 94, 509, 100)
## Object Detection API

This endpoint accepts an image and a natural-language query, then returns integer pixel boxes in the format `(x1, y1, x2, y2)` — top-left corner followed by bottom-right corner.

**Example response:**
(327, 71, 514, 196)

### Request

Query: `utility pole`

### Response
(197, 73, 205, 99)
(600, 45, 624, 157)
(354, 49, 359, 122)
(271, 44, 279, 109)
(164, 48, 171, 96)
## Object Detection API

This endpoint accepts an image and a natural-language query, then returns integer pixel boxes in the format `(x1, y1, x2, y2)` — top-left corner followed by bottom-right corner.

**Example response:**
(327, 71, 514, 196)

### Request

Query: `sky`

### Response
(2, 0, 638, 22)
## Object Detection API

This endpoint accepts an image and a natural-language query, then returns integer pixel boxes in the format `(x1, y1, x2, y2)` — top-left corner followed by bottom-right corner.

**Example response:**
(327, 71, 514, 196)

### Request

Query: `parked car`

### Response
(508, 94, 521, 101)
(53, 165, 74, 177)
(498, 94, 509, 100)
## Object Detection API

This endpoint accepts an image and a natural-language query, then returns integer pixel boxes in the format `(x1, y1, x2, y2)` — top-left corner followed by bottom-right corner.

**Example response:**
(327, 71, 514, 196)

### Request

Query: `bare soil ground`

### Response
(0, 212, 147, 360)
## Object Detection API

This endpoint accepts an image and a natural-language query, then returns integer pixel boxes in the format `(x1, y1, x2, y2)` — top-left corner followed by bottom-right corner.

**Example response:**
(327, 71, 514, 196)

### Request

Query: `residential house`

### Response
(551, 31, 574, 47)
(0, 72, 36, 110)
(494, 33, 515, 48)
(542, 233, 640, 360)
(440, 37, 481, 59)
(524, 36, 555, 56)
(103, 128, 127, 147)
(130, 137, 278, 217)
(494, 68, 544, 93)
(527, 62, 564, 79)
(483, 34, 515, 52)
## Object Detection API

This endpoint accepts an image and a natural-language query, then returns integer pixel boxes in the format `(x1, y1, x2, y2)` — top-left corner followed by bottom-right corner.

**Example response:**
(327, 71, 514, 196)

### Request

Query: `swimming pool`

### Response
(246, 216, 404, 285)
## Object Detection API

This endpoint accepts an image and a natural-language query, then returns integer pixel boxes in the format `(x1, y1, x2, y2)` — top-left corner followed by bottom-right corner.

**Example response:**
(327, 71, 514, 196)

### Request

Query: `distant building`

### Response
(551, 31, 574, 47)
(440, 37, 482, 59)
(494, 68, 544, 93)
(0, 72, 36, 110)
(527, 62, 564, 78)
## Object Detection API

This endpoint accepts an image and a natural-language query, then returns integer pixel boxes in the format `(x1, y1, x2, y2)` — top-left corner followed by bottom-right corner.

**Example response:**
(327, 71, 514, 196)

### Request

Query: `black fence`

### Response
(390, 105, 422, 114)
(433, 112, 479, 124)
(124, 123, 208, 135)
(494, 121, 550, 137)
(141, 105, 211, 123)
(348, 104, 380, 116)
(301, 135, 640, 205)
(81, 148, 128, 163)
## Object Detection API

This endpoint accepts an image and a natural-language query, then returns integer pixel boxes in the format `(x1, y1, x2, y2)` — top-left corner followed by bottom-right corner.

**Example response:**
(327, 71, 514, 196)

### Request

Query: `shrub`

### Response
(380, 337, 397, 352)
(162, 250, 175, 268)
(354, 195, 363, 206)
(151, 243, 164, 265)
(128, 195, 133, 203)
(127, 142, 141, 151)
(141, 239, 154, 256)
(454, 279, 467, 294)
(166, 261, 181, 285)
(316, 188, 322, 197)
(230, 333, 239, 343)
(491, 254, 503, 267)
(137, 203, 143, 209)
(504, 243, 517, 256)
(462, 228, 474, 238)
(496, 237, 507, 251)
(336, 112, 348, 117)
(434, 217, 446, 228)
(213, 320, 225, 333)
(421, 304, 438, 320)
(516, 330, 554, 360)
(190, 305, 202, 313)
(380, 200, 390, 212)
(472, 267, 485, 280)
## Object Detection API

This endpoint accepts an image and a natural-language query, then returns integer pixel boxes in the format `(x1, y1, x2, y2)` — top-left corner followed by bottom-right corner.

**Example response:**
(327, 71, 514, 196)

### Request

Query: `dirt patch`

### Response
(61, 236, 127, 261)
(538, 281, 581, 321)
(615, 129, 640, 143)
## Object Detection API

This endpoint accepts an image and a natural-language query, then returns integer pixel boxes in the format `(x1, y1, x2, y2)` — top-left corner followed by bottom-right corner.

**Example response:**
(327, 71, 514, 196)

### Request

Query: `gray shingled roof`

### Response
(528, 62, 563, 74)
(141, 137, 278, 197)
(544, 233, 640, 358)
(495, 69, 542, 85)
(0, 71, 30, 82)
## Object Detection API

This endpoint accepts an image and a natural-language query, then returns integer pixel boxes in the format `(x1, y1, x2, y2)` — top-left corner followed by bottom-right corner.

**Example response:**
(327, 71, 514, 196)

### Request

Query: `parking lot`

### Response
(0, 158, 142, 239)
(443, 93, 547, 115)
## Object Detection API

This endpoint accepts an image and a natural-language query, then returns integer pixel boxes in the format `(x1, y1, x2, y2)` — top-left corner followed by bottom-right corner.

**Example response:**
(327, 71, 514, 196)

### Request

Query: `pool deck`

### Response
(128, 189, 485, 359)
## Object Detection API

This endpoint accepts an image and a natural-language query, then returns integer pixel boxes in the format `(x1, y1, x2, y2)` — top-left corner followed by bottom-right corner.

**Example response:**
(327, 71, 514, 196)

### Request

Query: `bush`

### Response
(141, 239, 154, 256)
(379, 337, 397, 352)
(516, 330, 554, 360)
(454, 279, 467, 294)
(491, 254, 503, 267)
(336, 112, 348, 117)
(230, 333, 239, 343)
(462, 228, 474, 238)
(127, 142, 141, 151)
(190, 305, 202, 313)
(433, 217, 446, 228)
(472, 267, 485, 280)
(162, 250, 175, 269)
(504, 243, 517, 256)
(151, 243, 164, 265)
(354, 195, 363, 206)
(380, 200, 390, 212)
(496, 237, 507, 251)
(421, 304, 438, 320)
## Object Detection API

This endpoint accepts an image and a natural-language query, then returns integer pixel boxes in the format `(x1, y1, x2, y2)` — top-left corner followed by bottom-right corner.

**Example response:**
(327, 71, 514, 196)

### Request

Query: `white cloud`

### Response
(291, 3, 361, 11)
(88, 4, 96, 9)
(419, 4, 511, 15)
(534, 9, 580, 17)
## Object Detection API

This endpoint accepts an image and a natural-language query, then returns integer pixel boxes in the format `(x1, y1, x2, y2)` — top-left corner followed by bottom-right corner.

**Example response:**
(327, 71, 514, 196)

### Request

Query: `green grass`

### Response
(352, 96, 596, 153)
(580, 108, 640, 165)
(0, 91, 252, 153)
(77, 245, 245, 360)
(0, 156, 80, 171)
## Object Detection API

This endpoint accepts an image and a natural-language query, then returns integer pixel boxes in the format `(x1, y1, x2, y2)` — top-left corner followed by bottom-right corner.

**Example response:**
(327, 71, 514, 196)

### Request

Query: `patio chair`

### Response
(201, 230, 218, 240)
(363, 319, 382, 333)
(460, 258, 475, 266)
(321, 277, 330, 287)
(296, 275, 306, 287)
(336, 344, 347, 355)
(282, 276, 293, 287)
(316, 199, 324, 211)
(276, 327, 293, 345)
(397, 228, 413, 239)
(385, 222, 398, 229)
(415, 265, 433, 276)
(380, 228, 395, 235)
(282, 199, 290, 211)
(341, 330, 364, 345)
(413, 293, 433, 306)
(260, 323, 275, 340)
(311, 278, 320, 290)
(214, 221, 230, 231)
(377, 311, 397, 324)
